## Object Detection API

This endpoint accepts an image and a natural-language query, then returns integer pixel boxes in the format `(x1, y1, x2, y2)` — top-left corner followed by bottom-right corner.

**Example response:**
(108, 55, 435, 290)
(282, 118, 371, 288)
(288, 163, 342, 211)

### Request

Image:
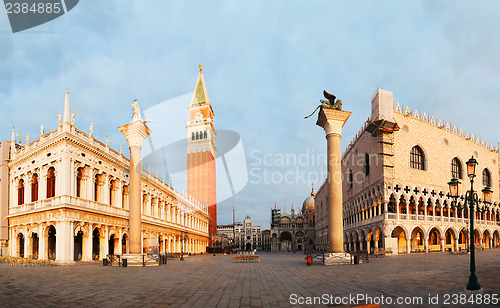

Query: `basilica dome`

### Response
(302, 188, 315, 212)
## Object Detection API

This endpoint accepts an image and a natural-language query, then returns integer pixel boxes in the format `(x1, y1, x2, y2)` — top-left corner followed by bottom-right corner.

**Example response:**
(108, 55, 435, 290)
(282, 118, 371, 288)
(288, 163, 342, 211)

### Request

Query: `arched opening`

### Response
(451, 157, 462, 179)
(122, 234, 128, 254)
(399, 196, 407, 214)
(458, 228, 468, 251)
(203, 131, 207, 139)
(122, 185, 128, 209)
(493, 231, 500, 248)
(387, 194, 397, 213)
(427, 199, 433, 216)
(48, 226, 56, 260)
(444, 229, 454, 251)
(409, 196, 416, 215)
(245, 243, 252, 251)
(109, 234, 115, 256)
(31, 174, 38, 202)
(17, 179, 24, 205)
(443, 202, 449, 217)
(364, 153, 370, 176)
(482, 168, 491, 187)
(483, 230, 491, 249)
(74, 231, 83, 261)
(92, 228, 101, 260)
(428, 228, 441, 251)
(109, 180, 116, 206)
(375, 228, 383, 251)
(46, 167, 55, 198)
(279, 232, 292, 252)
(473, 229, 481, 247)
(17, 233, 24, 257)
(410, 227, 424, 252)
(410, 146, 425, 170)
(32, 232, 39, 259)
(76, 168, 83, 198)
(391, 226, 406, 254)
(94, 174, 102, 202)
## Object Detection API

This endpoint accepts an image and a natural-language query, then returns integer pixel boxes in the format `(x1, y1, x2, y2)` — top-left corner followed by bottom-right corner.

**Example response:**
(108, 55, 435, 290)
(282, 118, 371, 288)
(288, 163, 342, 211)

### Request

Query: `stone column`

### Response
(424, 236, 429, 253)
(119, 116, 152, 255)
(440, 237, 445, 252)
(316, 108, 351, 253)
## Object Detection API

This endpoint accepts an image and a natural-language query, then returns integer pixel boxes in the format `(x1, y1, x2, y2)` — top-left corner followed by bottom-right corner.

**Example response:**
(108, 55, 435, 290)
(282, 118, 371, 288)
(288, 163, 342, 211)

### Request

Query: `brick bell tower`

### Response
(187, 64, 217, 246)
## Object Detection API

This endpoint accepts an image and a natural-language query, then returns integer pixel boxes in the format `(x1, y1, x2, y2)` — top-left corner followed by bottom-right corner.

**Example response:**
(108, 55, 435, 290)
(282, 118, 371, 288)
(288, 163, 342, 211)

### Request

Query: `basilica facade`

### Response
(0, 70, 213, 263)
(315, 88, 500, 254)
(270, 188, 316, 252)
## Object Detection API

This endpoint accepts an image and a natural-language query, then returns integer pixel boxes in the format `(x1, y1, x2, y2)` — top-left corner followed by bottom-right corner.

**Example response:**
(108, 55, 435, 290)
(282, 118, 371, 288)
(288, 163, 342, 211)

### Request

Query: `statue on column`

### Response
(26, 132, 30, 145)
(40, 123, 44, 136)
(57, 112, 62, 125)
(71, 111, 77, 125)
(304, 90, 343, 119)
(131, 99, 141, 120)
(106, 134, 109, 146)
(89, 123, 94, 137)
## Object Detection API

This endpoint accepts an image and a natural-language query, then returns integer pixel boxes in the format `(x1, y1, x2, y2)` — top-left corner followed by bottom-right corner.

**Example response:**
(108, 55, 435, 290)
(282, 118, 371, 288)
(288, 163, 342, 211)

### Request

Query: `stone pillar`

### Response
(424, 236, 429, 253)
(454, 238, 459, 252)
(440, 237, 445, 252)
(119, 116, 152, 255)
(83, 225, 92, 261)
(56, 221, 73, 263)
(316, 108, 351, 253)
(406, 236, 411, 254)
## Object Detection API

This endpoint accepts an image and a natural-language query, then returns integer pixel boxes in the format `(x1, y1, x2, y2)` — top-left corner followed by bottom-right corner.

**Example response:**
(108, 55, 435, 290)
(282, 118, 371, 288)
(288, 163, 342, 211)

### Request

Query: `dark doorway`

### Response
(245, 243, 251, 251)
(122, 235, 127, 254)
(74, 231, 83, 261)
(109, 235, 115, 256)
(32, 233, 39, 259)
(18, 233, 24, 258)
(93, 228, 100, 260)
(48, 226, 56, 260)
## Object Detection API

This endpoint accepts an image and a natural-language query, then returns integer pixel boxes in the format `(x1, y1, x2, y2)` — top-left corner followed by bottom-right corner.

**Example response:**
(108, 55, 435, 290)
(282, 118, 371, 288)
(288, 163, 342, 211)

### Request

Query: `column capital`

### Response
(316, 108, 352, 136)
(118, 120, 152, 148)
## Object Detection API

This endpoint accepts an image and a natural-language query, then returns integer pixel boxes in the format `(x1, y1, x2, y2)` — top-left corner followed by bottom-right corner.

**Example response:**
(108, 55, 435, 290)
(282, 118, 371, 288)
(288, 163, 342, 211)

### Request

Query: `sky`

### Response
(1, 1, 499, 228)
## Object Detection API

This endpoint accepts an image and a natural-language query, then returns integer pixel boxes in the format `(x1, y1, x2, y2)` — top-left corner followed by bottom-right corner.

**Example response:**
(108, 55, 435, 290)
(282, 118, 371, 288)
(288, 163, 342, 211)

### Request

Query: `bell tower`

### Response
(186, 64, 217, 246)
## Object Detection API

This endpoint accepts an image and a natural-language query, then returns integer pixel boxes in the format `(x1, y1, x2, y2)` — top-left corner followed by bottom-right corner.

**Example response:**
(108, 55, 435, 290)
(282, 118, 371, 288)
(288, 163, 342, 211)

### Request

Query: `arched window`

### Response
(483, 169, 491, 187)
(451, 157, 462, 179)
(46, 167, 55, 198)
(191, 132, 195, 140)
(364, 153, 370, 176)
(196, 132, 199, 140)
(348, 169, 353, 189)
(17, 179, 24, 205)
(203, 131, 207, 139)
(410, 146, 425, 170)
(31, 174, 38, 202)
(76, 168, 83, 198)
(109, 180, 116, 206)
(122, 185, 128, 209)
(94, 174, 102, 202)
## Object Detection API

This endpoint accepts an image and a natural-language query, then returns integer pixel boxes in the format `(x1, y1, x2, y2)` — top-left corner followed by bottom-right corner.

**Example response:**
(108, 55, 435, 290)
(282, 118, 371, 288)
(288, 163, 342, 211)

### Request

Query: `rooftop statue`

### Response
(304, 90, 342, 119)
(131, 99, 141, 120)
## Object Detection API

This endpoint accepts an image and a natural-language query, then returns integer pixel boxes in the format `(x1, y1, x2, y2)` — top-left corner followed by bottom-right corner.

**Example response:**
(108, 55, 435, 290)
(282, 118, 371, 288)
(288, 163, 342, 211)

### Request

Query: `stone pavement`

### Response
(1, 250, 500, 307)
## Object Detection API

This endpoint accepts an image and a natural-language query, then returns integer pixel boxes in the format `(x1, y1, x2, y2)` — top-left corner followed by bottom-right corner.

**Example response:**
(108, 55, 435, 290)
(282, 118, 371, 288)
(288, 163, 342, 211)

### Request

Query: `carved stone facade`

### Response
(315, 88, 500, 253)
(1, 92, 209, 263)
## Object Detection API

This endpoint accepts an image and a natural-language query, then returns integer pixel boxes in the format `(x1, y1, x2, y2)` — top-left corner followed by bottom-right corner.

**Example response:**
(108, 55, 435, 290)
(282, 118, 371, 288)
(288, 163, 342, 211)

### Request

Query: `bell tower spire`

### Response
(186, 64, 217, 246)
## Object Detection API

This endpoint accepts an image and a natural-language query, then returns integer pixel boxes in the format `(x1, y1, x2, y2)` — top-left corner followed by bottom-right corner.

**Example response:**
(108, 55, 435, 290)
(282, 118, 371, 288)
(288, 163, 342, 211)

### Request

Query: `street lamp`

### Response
(448, 156, 493, 291)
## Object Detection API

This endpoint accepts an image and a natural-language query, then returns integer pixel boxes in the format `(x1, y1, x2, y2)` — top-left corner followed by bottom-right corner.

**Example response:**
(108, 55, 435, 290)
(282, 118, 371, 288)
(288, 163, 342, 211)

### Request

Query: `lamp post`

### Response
(448, 156, 493, 291)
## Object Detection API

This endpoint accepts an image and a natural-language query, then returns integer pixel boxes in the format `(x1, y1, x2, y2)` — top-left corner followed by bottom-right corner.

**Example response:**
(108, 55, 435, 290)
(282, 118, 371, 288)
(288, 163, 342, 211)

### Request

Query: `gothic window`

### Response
(94, 174, 102, 202)
(204, 131, 207, 139)
(348, 169, 353, 189)
(18, 179, 24, 205)
(46, 167, 55, 198)
(76, 168, 83, 198)
(196, 132, 199, 140)
(451, 157, 462, 179)
(31, 174, 38, 202)
(191, 132, 195, 140)
(410, 146, 425, 170)
(483, 169, 491, 187)
(364, 153, 370, 176)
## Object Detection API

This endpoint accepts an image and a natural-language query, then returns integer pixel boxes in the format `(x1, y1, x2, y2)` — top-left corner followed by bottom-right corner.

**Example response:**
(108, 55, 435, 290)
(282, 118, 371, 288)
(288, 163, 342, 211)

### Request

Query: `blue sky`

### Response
(1, 1, 499, 227)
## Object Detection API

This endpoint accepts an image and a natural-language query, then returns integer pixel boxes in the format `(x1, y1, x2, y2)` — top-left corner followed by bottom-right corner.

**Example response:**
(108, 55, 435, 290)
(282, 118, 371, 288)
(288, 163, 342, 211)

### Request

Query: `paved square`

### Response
(1, 250, 500, 307)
